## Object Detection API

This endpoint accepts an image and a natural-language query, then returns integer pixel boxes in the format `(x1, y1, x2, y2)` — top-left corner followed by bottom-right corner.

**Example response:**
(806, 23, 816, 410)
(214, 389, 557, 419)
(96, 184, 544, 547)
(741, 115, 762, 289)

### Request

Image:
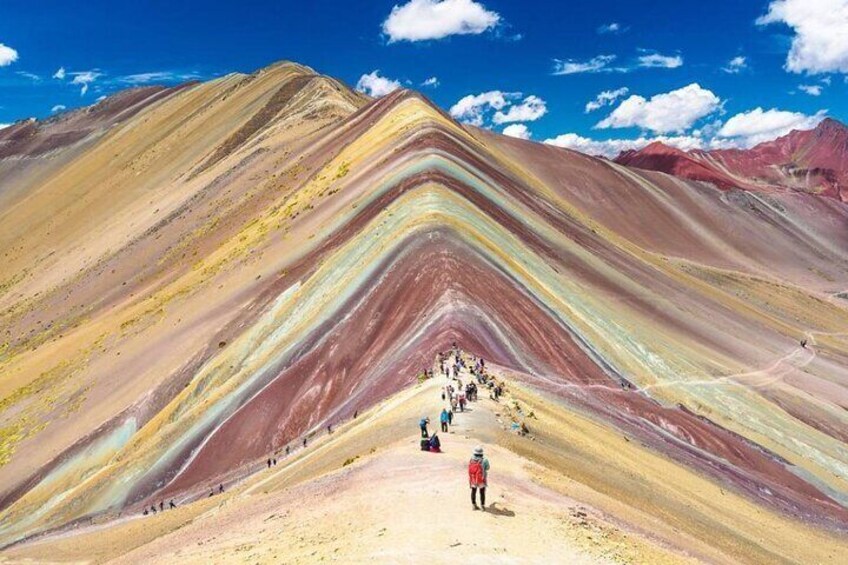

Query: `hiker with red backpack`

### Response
(468, 446, 490, 510)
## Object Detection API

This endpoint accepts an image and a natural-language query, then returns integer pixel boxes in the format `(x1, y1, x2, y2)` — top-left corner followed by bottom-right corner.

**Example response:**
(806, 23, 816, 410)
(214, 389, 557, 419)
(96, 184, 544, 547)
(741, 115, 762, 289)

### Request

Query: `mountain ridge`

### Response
(615, 117, 848, 200)
(1, 61, 847, 561)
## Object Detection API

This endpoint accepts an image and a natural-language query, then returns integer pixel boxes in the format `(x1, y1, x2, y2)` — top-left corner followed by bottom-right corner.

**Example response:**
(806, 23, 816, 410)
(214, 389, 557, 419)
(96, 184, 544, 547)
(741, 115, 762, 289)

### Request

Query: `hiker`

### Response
(169, 499, 176, 509)
(267, 458, 272, 468)
(447, 408, 454, 425)
(419, 417, 430, 438)
(151, 505, 157, 514)
(354, 410, 358, 419)
(327, 424, 333, 434)
(429, 434, 441, 453)
(801, 339, 808, 348)
(159, 501, 164, 512)
(219, 483, 224, 494)
(143, 508, 149, 516)
(209, 490, 214, 498)
(273, 458, 277, 466)
(468, 446, 491, 510)
(303, 437, 308, 448)
(459, 394, 466, 412)
(440, 408, 449, 432)
(286, 445, 291, 456)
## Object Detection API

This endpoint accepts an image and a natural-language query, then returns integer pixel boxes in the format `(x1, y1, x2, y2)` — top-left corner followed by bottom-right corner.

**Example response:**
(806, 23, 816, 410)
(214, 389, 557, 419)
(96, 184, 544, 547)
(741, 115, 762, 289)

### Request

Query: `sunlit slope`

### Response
(0, 65, 846, 550)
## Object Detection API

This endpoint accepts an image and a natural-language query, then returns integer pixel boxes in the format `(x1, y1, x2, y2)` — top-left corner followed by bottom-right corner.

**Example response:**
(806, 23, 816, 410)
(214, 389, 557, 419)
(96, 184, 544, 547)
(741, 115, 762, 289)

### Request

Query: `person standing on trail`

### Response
(447, 407, 454, 426)
(440, 408, 449, 432)
(169, 499, 176, 509)
(267, 458, 272, 468)
(468, 446, 490, 511)
(420, 417, 430, 438)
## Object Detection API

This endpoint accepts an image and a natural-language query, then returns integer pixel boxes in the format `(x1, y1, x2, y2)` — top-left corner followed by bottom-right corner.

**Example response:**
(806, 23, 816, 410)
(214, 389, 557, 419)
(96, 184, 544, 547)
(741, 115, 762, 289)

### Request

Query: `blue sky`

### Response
(1, 0, 846, 155)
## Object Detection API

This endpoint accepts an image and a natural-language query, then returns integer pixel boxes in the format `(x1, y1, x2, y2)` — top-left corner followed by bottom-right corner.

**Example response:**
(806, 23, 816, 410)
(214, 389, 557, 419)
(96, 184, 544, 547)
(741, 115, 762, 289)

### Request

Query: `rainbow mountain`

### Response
(1, 62, 847, 562)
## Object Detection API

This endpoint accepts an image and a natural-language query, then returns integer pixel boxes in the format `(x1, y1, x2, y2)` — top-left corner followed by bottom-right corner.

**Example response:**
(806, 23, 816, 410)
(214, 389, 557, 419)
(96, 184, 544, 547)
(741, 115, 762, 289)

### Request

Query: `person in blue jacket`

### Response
(440, 408, 450, 432)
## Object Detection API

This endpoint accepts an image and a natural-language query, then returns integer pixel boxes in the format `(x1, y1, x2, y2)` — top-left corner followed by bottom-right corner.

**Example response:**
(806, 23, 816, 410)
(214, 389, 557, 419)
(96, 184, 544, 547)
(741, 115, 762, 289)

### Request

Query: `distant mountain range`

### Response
(614, 118, 848, 201)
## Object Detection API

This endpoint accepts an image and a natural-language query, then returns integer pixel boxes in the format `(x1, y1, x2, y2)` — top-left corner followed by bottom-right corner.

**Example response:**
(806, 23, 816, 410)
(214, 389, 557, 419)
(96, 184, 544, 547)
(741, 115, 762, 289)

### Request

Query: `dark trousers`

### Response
(471, 487, 486, 506)
(441, 421, 448, 432)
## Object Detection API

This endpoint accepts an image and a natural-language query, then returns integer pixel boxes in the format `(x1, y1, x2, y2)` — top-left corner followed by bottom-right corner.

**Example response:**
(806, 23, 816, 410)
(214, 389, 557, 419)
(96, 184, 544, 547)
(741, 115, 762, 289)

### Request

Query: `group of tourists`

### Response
(419, 344, 492, 510)
(143, 499, 176, 516)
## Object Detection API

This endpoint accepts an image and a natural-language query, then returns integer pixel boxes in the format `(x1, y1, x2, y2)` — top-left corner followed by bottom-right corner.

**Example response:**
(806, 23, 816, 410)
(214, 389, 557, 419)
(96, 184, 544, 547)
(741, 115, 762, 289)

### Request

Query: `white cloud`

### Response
(382, 0, 501, 43)
(449, 90, 516, 125)
(96, 95, 107, 102)
(757, 0, 848, 75)
(798, 84, 823, 95)
(53, 66, 66, 79)
(70, 71, 102, 96)
(503, 124, 531, 139)
(118, 71, 200, 84)
(492, 95, 547, 124)
(16, 71, 41, 81)
(717, 107, 827, 146)
(637, 52, 683, 69)
(0, 123, 10, 131)
(597, 22, 626, 34)
(596, 83, 721, 134)
(421, 76, 440, 88)
(553, 54, 617, 75)
(585, 87, 629, 113)
(0, 43, 18, 67)
(543, 132, 710, 158)
(51, 104, 67, 113)
(722, 56, 748, 74)
(355, 70, 402, 97)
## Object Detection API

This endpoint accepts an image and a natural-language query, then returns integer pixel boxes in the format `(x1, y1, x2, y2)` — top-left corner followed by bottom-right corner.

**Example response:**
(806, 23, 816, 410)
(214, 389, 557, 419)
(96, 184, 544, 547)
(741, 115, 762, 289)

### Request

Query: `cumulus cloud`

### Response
(0, 43, 18, 67)
(492, 95, 547, 124)
(449, 90, 516, 125)
(597, 22, 626, 34)
(717, 107, 827, 146)
(798, 84, 823, 95)
(53, 66, 66, 79)
(595, 83, 722, 134)
(543, 133, 711, 158)
(502, 124, 531, 139)
(637, 52, 683, 69)
(722, 56, 748, 74)
(51, 104, 67, 113)
(382, 0, 501, 43)
(552, 54, 617, 75)
(421, 76, 440, 88)
(355, 70, 402, 97)
(585, 87, 629, 113)
(757, 0, 848, 74)
(70, 71, 102, 96)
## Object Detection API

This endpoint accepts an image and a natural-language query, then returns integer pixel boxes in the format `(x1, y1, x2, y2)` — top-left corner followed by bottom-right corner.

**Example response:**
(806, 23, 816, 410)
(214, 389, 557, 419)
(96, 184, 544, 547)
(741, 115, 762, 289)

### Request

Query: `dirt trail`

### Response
(2, 362, 690, 564)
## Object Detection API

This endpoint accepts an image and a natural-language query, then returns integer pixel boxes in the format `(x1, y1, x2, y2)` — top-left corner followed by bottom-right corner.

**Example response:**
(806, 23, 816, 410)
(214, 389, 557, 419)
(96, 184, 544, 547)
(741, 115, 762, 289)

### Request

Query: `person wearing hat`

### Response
(468, 446, 491, 510)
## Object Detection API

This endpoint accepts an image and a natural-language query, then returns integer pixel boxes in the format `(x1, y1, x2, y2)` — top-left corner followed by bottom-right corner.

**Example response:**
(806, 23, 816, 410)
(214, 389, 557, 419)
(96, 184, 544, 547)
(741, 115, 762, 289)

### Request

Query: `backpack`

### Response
(468, 458, 485, 485)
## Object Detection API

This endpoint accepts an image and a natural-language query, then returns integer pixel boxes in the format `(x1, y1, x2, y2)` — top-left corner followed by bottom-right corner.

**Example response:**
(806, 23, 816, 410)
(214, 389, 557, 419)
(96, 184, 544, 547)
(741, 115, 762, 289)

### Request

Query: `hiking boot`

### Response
(472, 504, 480, 510)
(480, 505, 486, 511)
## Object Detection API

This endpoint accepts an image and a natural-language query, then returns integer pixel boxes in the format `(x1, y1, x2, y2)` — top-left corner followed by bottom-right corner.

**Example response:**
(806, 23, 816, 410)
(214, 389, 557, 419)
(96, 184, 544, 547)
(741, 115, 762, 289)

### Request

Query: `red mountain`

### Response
(615, 118, 848, 201)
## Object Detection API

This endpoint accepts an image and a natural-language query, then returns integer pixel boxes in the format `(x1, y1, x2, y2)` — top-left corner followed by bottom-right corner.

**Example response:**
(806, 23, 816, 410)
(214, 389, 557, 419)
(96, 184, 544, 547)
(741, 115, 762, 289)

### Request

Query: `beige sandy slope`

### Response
(3, 360, 846, 564)
(2, 370, 694, 564)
